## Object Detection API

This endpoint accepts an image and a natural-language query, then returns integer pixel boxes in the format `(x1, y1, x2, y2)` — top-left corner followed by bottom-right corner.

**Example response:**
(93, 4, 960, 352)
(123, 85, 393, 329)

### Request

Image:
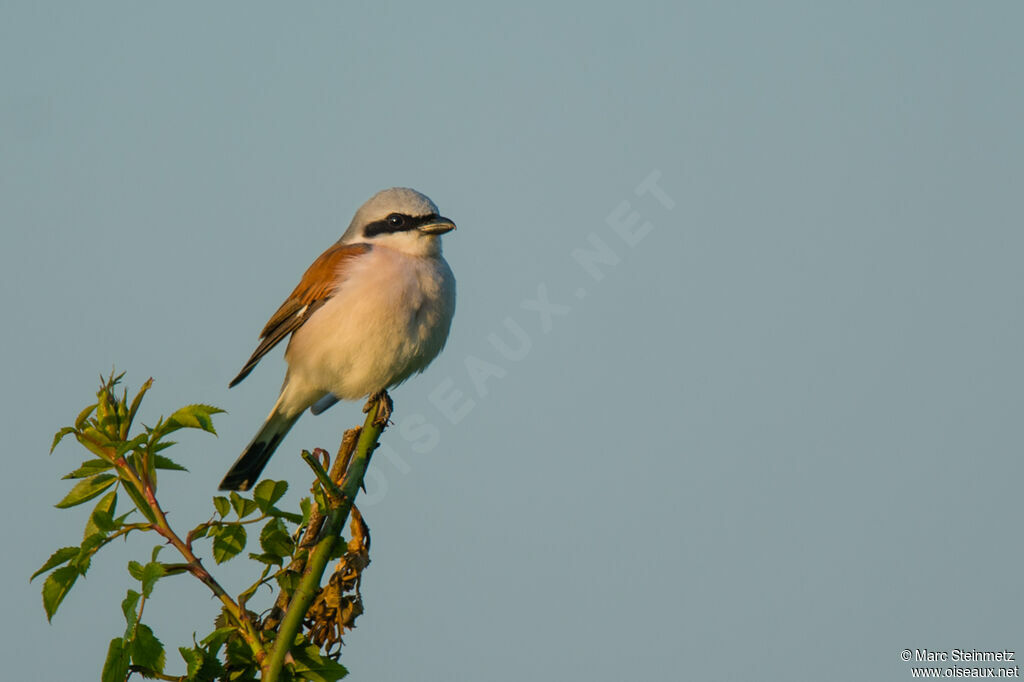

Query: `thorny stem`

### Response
(261, 431, 360, 632)
(112, 455, 266, 664)
(144, 484, 266, 662)
(261, 401, 386, 682)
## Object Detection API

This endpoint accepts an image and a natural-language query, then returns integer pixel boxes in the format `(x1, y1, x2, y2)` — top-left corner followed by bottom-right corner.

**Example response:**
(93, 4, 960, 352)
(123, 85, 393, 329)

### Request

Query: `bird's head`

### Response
(341, 187, 456, 256)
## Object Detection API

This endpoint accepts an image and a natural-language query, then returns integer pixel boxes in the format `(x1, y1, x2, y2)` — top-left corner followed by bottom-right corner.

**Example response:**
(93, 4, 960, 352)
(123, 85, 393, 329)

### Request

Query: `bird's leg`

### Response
(363, 389, 393, 427)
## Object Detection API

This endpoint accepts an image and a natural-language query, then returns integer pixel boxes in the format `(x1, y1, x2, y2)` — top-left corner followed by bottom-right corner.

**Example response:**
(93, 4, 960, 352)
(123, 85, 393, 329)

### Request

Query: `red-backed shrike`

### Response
(219, 188, 456, 491)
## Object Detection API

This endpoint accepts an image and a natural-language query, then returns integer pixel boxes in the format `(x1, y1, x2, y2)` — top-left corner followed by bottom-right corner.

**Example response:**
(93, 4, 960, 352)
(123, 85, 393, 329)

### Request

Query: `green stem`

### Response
(141, 478, 266, 663)
(262, 403, 385, 682)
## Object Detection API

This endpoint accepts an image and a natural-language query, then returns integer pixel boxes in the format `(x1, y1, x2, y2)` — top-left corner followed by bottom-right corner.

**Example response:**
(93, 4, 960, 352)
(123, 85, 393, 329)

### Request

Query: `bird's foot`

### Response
(363, 390, 393, 427)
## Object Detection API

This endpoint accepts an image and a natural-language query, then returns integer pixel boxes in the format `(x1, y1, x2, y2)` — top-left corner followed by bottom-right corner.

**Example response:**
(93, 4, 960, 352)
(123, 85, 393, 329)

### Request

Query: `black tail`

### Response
(219, 410, 299, 491)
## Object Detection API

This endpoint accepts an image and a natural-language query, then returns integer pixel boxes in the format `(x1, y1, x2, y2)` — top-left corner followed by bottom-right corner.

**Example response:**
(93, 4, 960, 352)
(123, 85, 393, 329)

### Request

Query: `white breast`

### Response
(282, 245, 456, 405)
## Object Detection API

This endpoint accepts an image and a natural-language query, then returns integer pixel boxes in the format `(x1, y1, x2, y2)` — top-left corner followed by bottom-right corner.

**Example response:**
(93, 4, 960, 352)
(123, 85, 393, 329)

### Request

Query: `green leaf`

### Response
(259, 518, 294, 558)
(189, 524, 211, 540)
(31, 546, 79, 581)
(84, 489, 118, 539)
(121, 590, 141, 631)
(75, 402, 98, 429)
(223, 636, 259, 673)
(50, 426, 77, 454)
(213, 496, 231, 518)
(62, 458, 115, 479)
(114, 432, 150, 458)
(237, 563, 272, 605)
(163, 404, 225, 436)
(101, 637, 130, 682)
(121, 482, 157, 523)
(42, 565, 79, 621)
(73, 429, 117, 459)
(253, 479, 288, 511)
(125, 377, 154, 435)
(291, 643, 349, 681)
(312, 486, 329, 517)
(276, 569, 300, 595)
(183, 642, 224, 681)
(153, 454, 187, 471)
(248, 552, 284, 566)
(199, 626, 236, 652)
(140, 560, 166, 598)
(55, 473, 117, 509)
(128, 560, 145, 581)
(149, 439, 176, 454)
(130, 623, 166, 673)
(179, 646, 203, 679)
(75, 532, 107, 574)
(211, 525, 247, 564)
(229, 492, 259, 518)
(270, 508, 303, 524)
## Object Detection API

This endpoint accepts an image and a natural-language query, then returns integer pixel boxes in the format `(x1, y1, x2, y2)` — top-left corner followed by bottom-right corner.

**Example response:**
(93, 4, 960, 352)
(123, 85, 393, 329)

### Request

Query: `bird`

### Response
(219, 187, 457, 491)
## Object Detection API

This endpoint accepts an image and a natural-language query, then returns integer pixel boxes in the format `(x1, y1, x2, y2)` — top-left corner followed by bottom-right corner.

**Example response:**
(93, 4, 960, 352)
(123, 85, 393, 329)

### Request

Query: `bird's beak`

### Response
(418, 217, 456, 235)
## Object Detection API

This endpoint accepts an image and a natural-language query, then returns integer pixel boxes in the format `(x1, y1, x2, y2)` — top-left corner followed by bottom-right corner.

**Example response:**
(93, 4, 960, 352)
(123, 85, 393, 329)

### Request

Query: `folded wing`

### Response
(229, 242, 372, 387)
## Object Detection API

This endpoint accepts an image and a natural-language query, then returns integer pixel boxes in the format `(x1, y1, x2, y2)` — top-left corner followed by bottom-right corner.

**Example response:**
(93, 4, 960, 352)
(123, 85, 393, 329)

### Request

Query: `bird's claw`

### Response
(363, 390, 393, 427)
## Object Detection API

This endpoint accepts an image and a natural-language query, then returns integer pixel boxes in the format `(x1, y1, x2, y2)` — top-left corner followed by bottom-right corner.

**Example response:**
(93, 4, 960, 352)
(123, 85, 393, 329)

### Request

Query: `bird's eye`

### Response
(387, 213, 406, 228)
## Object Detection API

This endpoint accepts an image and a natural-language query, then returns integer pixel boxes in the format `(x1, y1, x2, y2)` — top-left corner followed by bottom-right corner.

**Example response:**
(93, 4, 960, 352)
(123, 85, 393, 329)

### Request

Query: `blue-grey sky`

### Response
(3, 2, 1022, 680)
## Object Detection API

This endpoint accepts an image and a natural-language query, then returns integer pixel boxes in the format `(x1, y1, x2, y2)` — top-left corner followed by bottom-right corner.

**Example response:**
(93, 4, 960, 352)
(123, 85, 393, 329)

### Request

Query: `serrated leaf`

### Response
(179, 646, 203, 679)
(125, 377, 153, 435)
(55, 473, 117, 509)
(149, 439, 176, 453)
(74, 532, 106, 574)
(42, 565, 79, 621)
(229, 492, 245, 516)
(291, 644, 349, 681)
(115, 432, 150, 458)
(74, 429, 118, 459)
(189, 524, 211, 540)
(50, 426, 77, 454)
(63, 458, 115, 479)
(153, 454, 187, 471)
(121, 483, 157, 523)
(31, 546, 79, 581)
(199, 626, 235, 652)
(259, 518, 294, 558)
(213, 496, 231, 517)
(130, 623, 165, 673)
(140, 560, 166, 598)
(276, 569, 300, 595)
(128, 560, 145, 581)
(211, 525, 246, 564)
(312, 486, 329, 516)
(248, 552, 284, 566)
(224, 635, 258, 671)
(84, 490, 118, 539)
(75, 402, 98, 429)
(163, 404, 225, 436)
(253, 479, 288, 511)
(101, 637, 130, 682)
(122, 590, 141, 630)
(267, 507, 303, 524)
(237, 564, 272, 605)
(229, 492, 259, 518)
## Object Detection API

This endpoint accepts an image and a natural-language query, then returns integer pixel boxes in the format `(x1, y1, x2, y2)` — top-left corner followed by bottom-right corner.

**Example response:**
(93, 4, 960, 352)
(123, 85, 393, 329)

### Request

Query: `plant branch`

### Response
(139, 478, 266, 664)
(262, 402, 386, 682)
